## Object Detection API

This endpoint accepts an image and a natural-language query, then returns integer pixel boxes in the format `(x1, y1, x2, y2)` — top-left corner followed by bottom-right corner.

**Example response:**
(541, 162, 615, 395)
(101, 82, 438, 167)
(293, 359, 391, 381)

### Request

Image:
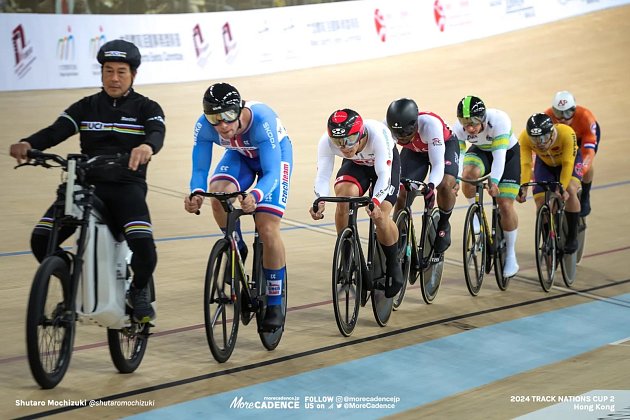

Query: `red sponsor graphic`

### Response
(387, 159, 392, 166)
(193, 24, 204, 57)
(374, 8, 386, 42)
(434, 0, 445, 32)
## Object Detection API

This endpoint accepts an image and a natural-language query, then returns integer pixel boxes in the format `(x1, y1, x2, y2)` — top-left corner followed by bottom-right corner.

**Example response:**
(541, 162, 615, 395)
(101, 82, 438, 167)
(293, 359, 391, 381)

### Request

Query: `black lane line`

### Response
(16, 278, 630, 419)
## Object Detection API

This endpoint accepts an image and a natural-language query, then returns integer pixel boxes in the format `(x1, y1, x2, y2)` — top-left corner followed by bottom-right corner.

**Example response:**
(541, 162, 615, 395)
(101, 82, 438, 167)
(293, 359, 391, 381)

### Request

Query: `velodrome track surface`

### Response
(1, 6, 629, 419)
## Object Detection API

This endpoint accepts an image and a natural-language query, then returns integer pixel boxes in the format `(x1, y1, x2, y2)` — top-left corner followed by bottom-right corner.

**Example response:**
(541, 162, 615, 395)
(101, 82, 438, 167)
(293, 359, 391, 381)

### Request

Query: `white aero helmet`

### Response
(552, 91, 576, 111)
(552, 91, 577, 120)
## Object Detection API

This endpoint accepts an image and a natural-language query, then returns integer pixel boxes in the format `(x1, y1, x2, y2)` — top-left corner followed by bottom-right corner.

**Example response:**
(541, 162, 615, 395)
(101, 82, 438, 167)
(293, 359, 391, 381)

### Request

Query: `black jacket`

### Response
(23, 88, 165, 183)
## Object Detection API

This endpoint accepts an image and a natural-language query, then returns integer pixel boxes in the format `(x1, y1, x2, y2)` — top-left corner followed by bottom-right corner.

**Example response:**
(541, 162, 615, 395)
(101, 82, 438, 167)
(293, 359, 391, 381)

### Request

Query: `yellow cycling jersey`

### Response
(518, 123, 577, 189)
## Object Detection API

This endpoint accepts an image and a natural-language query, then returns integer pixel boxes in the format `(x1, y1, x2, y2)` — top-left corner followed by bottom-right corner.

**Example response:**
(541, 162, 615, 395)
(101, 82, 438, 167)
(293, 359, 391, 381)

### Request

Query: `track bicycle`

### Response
(18, 150, 152, 389)
(393, 178, 444, 306)
(460, 174, 510, 296)
(312, 196, 393, 337)
(519, 181, 580, 291)
(191, 191, 287, 363)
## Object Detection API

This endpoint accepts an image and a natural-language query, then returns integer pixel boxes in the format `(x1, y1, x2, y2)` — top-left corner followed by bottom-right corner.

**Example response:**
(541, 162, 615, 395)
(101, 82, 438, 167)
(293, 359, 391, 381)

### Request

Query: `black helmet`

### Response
(457, 95, 486, 125)
(526, 113, 555, 148)
(327, 108, 364, 149)
(97, 39, 141, 71)
(203, 83, 242, 115)
(526, 112, 554, 136)
(386, 98, 419, 140)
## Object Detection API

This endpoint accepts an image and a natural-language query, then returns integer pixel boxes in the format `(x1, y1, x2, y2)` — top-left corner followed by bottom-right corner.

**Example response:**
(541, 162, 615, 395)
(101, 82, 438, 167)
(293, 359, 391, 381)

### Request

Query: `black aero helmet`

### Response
(526, 112, 554, 137)
(457, 95, 486, 125)
(526, 112, 555, 148)
(203, 83, 242, 115)
(97, 39, 141, 71)
(386, 98, 419, 140)
(327, 108, 364, 149)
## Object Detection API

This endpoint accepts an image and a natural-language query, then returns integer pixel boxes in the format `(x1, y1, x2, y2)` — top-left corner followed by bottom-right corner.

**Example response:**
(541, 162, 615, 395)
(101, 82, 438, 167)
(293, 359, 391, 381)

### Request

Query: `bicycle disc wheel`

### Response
(257, 250, 287, 351)
(420, 207, 444, 303)
(560, 212, 577, 287)
(463, 204, 485, 296)
(493, 211, 510, 291)
(107, 322, 150, 373)
(26, 256, 75, 389)
(576, 216, 587, 265)
(535, 205, 556, 292)
(332, 228, 361, 337)
(371, 241, 394, 327)
(392, 209, 410, 310)
(204, 239, 240, 363)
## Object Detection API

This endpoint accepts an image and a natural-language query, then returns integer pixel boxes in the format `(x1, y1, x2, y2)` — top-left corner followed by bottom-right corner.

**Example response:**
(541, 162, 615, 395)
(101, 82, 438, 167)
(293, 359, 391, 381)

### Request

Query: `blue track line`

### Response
(128, 293, 630, 419)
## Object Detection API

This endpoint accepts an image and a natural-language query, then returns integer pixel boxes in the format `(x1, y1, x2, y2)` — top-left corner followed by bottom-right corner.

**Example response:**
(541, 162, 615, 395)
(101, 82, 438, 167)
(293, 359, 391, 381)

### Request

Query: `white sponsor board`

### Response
(1, 0, 628, 91)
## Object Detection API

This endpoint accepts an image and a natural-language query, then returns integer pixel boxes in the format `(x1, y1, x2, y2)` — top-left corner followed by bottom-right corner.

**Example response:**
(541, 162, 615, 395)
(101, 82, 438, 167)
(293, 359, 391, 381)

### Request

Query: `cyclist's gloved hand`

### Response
(423, 182, 436, 209)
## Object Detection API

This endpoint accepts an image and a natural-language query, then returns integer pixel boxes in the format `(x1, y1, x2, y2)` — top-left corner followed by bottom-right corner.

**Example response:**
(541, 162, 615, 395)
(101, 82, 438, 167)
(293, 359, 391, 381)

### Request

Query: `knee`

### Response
(256, 219, 280, 243)
(498, 199, 515, 213)
(437, 176, 455, 193)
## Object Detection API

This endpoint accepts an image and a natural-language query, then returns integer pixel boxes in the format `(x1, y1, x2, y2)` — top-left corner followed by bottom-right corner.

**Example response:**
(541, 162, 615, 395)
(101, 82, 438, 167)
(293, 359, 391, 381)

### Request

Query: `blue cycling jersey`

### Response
(190, 101, 293, 205)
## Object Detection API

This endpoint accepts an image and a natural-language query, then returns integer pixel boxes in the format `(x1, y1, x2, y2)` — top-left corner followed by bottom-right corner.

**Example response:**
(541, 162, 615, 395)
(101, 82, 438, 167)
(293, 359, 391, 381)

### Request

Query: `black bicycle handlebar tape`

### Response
(189, 191, 248, 215)
(520, 181, 564, 196)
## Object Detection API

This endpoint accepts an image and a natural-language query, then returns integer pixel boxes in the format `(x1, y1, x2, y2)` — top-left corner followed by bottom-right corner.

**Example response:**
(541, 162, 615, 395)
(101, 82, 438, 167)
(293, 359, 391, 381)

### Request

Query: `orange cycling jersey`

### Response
(544, 105, 597, 174)
(518, 123, 578, 190)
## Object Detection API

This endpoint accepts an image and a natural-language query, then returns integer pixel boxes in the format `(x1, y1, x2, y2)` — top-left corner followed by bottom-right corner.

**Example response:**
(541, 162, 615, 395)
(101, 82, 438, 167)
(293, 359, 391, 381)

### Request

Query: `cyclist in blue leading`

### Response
(8, 39, 165, 324)
(453, 95, 521, 278)
(183, 82, 293, 331)
(309, 108, 403, 298)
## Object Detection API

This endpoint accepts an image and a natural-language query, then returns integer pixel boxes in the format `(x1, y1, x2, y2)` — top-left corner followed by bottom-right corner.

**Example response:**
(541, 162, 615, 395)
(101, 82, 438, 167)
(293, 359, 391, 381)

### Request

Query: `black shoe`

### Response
(384, 264, 403, 298)
(127, 284, 155, 323)
(564, 238, 579, 255)
(579, 199, 591, 217)
(434, 224, 451, 254)
(261, 305, 283, 332)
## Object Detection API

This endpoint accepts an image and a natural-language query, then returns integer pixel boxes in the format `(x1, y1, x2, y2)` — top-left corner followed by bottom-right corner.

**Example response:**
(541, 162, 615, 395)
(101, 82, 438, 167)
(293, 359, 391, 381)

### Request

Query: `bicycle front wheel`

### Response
(535, 205, 556, 292)
(463, 204, 485, 296)
(493, 211, 510, 291)
(392, 209, 411, 310)
(204, 239, 240, 363)
(26, 256, 75, 389)
(332, 228, 361, 337)
(420, 207, 444, 303)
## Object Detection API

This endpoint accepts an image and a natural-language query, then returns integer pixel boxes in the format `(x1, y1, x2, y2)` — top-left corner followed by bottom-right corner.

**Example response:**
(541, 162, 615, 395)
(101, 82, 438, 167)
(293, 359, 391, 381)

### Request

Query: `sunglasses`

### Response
(204, 109, 240, 126)
(329, 131, 362, 149)
(458, 116, 484, 127)
(552, 107, 576, 120)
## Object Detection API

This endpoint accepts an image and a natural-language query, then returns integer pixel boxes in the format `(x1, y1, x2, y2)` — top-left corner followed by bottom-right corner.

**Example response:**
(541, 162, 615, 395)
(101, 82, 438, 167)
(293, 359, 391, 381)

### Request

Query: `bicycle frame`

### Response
(192, 190, 285, 361)
(400, 179, 435, 269)
(39, 154, 134, 328)
(521, 181, 565, 246)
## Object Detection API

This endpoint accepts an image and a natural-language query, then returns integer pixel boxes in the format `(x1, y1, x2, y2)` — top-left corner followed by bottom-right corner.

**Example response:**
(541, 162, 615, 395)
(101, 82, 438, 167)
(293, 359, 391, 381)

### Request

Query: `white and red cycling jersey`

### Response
(314, 119, 396, 205)
(397, 111, 453, 187)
